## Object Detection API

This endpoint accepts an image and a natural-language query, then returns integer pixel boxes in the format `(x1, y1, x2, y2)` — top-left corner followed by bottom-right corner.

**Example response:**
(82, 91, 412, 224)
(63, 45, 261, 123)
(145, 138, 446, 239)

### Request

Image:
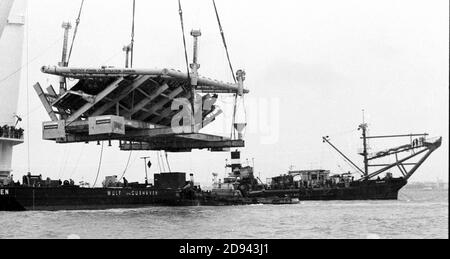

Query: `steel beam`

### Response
(55, 127, 174, 143)
(368, 145, 415, 161)
(45, 85, 67, 119)
(66, 77, 124, 124)
(125, 83, 170, 117)
(177, 133, 229, 142)
(45, 85, 58, 102)
(369, 163, 417, 167)
(119, 139, 245, 152)
(64, 118, 158, 132)
(202, 109, 223, 128)
(361, 148, 430, 181)
(363, 133, 429, 139)
(91, 75, 153, 117)
(150, 94, 216, 125)
(404, 140, 441, 181)
(41, 66, 249, 94)
(138, 87, 184, 121)
(323, 137, 365, 176)
(33, 83, 58, 121)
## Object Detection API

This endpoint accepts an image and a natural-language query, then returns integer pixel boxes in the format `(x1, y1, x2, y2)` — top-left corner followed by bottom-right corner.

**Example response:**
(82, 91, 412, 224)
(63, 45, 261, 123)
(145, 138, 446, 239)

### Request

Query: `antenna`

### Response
(362, 109, 365, 124)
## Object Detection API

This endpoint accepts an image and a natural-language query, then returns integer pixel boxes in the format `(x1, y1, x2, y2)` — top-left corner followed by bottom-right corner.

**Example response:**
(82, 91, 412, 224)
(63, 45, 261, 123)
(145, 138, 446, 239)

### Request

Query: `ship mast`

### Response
(358, 110, 369, 177)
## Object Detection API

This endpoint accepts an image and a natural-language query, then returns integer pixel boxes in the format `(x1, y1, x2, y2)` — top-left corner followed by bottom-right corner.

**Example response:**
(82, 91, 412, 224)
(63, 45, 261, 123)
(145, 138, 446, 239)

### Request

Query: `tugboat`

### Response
(208, 150, 300, 205)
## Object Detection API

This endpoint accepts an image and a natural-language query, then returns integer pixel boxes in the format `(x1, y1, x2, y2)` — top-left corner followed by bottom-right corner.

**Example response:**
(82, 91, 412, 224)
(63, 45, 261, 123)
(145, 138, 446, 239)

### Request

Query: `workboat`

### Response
(250, 123, 442, 201)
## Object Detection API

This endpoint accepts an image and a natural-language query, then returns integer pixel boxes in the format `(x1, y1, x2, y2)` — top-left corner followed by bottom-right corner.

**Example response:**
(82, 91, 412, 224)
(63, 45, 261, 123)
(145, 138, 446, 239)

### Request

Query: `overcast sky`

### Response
(11, 0, 449, 186)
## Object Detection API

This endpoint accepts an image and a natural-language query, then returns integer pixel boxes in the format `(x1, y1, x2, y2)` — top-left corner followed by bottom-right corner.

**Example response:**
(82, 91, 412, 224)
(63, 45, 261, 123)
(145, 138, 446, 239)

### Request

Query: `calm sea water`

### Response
(0, 188, 447, 239)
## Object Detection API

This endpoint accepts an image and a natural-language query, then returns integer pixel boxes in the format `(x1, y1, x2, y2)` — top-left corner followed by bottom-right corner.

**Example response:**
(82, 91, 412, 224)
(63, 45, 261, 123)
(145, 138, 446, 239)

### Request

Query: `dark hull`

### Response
(0, 187, 206, 211)
(0, 186, 271, 211)
(1, 179, 408, 211)
(250, 178, 408, 201)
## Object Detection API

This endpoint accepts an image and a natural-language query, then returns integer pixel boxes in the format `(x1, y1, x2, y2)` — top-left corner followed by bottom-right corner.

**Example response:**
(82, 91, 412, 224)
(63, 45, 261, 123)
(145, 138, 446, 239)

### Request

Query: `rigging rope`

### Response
(58, 147, 72, 180)
(0, 36, 62, 87)
(119, 151, 133, 182)
(159, 152, 166, 172)
(92, 142, 105, 188)
(156, 152, 162, 173)
(212, 0, 236, 83)
(26, 6, 30, 172)
(212, 0, 240, 139)
(327, 145, 363, 176)
(67, 0, 85, 65)
(177, 0, 191, 84)
(69, 144, 86, 179)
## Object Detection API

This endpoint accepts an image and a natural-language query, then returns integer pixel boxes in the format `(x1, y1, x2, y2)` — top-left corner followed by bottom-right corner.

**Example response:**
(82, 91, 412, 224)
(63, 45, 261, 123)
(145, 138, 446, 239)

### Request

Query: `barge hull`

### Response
(0, 187, 198, 211)
(251, 179, 408, 201)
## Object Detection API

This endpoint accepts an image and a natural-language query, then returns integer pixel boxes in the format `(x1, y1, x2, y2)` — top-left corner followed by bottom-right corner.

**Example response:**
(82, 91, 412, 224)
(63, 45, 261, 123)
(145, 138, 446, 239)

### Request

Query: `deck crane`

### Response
(323, 121, 442, 182)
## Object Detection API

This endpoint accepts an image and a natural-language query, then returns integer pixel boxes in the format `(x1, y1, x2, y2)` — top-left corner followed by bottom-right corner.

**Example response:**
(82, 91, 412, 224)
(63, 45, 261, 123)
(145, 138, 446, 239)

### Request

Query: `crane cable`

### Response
(119, 151, 133, 182)
(67, 0, 85, 65)
(130, 0, 136, 68)
(177, 0, 191, 85)
(92, 142, 105, 188)
(156, 152, 162, 173)
(159, 152, 166, 172)
(165, 151, 172, 173)
(212, 0, 236, 84)
(69, 144, 86, 179)
(212, 0, 239, 139)
(26, 6, 30, 172)
(94, 1, 136, 187)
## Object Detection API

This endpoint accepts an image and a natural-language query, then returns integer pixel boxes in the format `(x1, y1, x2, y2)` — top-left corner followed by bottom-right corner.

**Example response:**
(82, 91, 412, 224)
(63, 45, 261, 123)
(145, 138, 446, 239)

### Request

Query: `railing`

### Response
(0, 126, 24, 140)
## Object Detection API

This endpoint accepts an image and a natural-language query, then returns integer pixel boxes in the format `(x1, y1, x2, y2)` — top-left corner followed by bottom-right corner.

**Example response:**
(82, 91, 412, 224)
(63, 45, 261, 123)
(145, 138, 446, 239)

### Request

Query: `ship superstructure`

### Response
(0, 0, 27, 184)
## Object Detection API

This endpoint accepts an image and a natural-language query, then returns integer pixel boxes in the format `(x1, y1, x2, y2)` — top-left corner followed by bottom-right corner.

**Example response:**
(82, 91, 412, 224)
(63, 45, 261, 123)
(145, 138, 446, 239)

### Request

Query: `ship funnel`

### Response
(234, 123, 247, 140)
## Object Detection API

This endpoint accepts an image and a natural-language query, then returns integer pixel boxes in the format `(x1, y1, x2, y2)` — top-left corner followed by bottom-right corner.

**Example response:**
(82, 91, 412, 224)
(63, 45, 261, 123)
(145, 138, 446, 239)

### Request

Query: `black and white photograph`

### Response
(0, 0, 448, 243)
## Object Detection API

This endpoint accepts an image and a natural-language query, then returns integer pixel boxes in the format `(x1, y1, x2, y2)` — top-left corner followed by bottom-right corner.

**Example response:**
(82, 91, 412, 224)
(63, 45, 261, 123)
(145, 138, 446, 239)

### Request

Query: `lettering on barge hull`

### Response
(107, 190, 159, 197)
(0, 189, 9, 196)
